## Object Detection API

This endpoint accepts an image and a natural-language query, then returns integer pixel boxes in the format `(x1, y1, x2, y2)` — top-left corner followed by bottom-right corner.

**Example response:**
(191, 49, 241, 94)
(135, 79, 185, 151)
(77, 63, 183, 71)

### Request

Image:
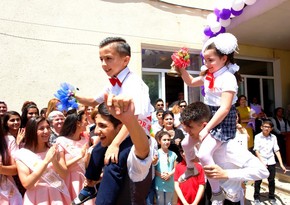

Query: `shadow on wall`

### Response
(100, 0, 209, 15)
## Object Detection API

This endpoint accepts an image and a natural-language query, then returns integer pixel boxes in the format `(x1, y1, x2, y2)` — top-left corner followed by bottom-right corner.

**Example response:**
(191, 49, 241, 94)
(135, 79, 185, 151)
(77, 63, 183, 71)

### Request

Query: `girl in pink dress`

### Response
(14, 117, 71, 205)
(56, 110, 94, 205)
(0, 124, 22, 205)
(3, 111, 26, 196)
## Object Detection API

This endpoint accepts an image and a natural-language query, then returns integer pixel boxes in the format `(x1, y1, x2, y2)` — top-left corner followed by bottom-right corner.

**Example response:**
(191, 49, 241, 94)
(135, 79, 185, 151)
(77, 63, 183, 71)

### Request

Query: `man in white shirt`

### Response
(73, 95, 154, 205)
(180, 101, 269, 204)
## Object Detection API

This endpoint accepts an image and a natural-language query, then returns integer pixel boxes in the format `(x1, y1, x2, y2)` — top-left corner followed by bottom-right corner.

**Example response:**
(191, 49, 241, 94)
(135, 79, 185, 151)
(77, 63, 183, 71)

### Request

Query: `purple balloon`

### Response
(210, 33, 217, 38)
(200, 52, 204, 59)
(217, 27, 226, 34)
(214, 8, 220, 17)
(231, 8, 243, 16)
(204, 26, 213, 36)
(219, 9, 231, 20)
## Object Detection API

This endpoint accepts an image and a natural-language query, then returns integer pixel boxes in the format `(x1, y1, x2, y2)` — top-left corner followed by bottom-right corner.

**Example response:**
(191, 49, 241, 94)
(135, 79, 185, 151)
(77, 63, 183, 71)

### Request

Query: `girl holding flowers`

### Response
(176, 33, 241, 205)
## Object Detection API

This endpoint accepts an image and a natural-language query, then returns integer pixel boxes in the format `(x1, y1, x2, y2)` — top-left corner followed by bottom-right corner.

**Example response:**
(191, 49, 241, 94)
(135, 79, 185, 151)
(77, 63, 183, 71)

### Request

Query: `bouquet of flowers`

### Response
(171, 47, 190, 69)
(54, 82, 78, 111)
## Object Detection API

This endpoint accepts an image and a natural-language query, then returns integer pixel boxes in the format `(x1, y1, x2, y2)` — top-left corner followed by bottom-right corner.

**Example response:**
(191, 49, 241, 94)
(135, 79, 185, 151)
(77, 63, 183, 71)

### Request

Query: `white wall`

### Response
(0, 0, 212, 112)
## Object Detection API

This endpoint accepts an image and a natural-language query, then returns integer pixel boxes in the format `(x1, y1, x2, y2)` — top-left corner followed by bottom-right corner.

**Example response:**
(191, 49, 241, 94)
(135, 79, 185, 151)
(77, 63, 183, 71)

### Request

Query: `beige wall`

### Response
(0, 0, 210, 111)
(1, 0, 289, 112)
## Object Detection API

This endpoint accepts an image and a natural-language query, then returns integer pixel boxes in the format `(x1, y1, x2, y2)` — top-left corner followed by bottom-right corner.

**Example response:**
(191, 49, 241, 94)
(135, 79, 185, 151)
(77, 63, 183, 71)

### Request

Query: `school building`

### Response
(1, 0, 289, 115)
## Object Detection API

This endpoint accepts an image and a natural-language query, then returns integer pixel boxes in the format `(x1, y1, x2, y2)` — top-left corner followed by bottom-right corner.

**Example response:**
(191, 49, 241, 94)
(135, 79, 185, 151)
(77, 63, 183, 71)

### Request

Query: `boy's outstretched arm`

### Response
(74, 94, 99, 107)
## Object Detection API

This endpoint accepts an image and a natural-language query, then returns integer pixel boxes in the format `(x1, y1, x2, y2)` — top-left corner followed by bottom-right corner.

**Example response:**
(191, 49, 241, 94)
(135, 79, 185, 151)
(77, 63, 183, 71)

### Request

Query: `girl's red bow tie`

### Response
(205, 72, 214, 89)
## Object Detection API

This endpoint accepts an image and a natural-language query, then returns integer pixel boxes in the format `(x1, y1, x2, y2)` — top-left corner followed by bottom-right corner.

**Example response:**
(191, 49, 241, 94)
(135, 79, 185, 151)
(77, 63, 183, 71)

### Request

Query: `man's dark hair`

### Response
(180, 101, 211, 126)
(99, 37, 131, 57)
(155, 98, 164, 104)
(178, 100, 187, 106)
(98, 102, 122, 128)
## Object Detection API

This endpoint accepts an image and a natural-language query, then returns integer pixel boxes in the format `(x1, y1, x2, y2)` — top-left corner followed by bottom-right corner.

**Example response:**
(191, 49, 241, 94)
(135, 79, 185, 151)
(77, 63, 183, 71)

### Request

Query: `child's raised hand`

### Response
(16, 128, 25, 145)
(104, 144, 119, 165)
(44, 145, 57, 164)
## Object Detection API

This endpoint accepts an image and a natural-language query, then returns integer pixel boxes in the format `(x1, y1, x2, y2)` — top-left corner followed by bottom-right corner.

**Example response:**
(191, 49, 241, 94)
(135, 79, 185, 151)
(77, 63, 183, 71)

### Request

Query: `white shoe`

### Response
(211, 190, 225, 205)
(269, 199, 278, 205)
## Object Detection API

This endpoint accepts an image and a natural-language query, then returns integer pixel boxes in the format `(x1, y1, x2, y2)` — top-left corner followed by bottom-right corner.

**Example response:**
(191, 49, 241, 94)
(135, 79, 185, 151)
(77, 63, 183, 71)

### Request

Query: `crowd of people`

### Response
(0, 34, 289, 205)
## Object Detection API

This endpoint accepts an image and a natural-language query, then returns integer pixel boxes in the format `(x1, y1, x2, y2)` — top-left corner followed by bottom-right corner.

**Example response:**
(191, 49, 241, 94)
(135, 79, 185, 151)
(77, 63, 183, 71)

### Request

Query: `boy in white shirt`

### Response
(253, 120, 287, 205)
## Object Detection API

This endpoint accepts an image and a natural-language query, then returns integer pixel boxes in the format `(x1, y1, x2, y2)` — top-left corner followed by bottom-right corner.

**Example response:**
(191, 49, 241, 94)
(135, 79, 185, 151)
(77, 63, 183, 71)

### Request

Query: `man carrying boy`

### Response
(253, 120, 287, 205)
(73, 95, 153, 205)
(179, 101, 269, 204)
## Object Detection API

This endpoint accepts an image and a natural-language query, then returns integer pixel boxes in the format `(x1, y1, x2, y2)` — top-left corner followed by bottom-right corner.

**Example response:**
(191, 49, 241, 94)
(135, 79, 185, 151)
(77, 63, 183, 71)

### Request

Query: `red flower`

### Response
(171, 47, 190, 69)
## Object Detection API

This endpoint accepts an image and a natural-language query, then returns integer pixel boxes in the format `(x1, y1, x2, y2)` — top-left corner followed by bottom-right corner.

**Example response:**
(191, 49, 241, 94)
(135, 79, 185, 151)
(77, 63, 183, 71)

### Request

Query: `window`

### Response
(142, 49, 276, 115)
(142, 49, 201, 108)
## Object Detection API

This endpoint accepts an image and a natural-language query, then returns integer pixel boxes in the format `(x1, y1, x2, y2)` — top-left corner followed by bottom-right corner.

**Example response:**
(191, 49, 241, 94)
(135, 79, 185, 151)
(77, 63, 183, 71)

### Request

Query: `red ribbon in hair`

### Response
(205, 72, 214, 89)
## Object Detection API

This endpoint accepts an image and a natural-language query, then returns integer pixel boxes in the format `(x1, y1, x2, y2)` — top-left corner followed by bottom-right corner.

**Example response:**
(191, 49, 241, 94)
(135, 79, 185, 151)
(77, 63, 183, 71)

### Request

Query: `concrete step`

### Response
(262, 165, 290, 194)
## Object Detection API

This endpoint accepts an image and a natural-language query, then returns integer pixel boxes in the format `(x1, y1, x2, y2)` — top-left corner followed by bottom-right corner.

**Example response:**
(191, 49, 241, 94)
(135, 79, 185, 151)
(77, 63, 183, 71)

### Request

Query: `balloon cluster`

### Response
(203, 0, 257, 39)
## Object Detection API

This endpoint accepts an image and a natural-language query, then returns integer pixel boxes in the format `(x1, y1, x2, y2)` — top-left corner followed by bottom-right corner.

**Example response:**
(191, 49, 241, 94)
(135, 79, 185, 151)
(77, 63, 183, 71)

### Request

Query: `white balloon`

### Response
(232, 0, 245, 11)
(207, 13, 217, 25)
(210, 21, 222, 33)
(202, 35, 210, 44)
(220, 18, 231, 27)
(244, 0, 256, 5)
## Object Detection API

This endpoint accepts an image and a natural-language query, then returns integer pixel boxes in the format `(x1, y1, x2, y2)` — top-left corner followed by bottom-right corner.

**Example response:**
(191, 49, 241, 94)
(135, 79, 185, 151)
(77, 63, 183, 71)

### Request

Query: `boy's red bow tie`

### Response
(205, 72, 214, 89)
(109, 77, 122, 87)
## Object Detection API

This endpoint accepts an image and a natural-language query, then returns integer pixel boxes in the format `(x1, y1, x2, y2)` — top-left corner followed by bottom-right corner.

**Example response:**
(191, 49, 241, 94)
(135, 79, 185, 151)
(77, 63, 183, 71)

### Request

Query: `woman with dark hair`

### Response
(14, 117, 70, 205)
(3, 111, 25, 147)
(0, 119, 23, 204)
(56, 110, 93, 204)
(21, 104, 39, 128)
(156, 110, 185, 162)
(2, 111, 26, 196)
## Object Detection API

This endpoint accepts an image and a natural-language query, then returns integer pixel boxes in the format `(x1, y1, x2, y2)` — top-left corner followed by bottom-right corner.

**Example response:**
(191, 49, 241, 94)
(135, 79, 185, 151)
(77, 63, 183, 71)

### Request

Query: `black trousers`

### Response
(254, 164, 276, 200)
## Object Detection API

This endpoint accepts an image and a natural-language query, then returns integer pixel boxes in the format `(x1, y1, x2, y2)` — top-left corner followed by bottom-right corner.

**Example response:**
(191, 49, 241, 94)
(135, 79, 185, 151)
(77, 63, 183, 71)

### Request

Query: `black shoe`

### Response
(72, 186, 97, 205)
